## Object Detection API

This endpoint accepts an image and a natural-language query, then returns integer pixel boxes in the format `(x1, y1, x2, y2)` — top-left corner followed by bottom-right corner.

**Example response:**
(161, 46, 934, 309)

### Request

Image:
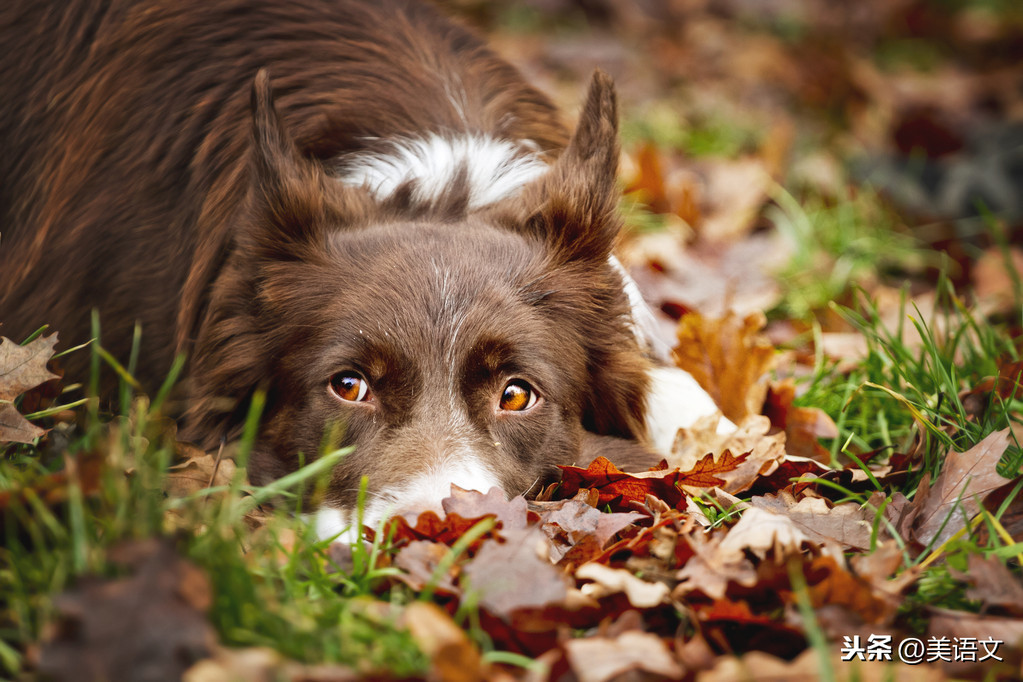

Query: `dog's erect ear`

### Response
(249, 69, 367, 258)
(515, 70, 621, 262)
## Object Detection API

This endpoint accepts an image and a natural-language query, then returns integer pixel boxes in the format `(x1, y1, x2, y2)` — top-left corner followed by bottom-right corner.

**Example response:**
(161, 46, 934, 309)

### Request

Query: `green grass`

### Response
(0, 334, 429, 678)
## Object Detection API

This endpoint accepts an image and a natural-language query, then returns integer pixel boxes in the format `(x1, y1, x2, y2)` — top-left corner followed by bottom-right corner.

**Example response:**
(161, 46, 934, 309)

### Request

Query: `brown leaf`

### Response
(674, 415, 792, 495)
(910, 429, 1013, 548)
(719, 507, 811, 560)
(763, 379, 839, 463)
(0, 334, 60, 401)
(697, 649, 947, 682)
(164, 452, 237, 499)
(394, 540, 458, 594)
(750, 493, 876, 551)
(535, 496, 644, 564)
(0, 334, 60, 444)
(38, 539, 216, 682)
(441, 486, 531, 532)
(674, 531, 758, 601)
(557, 456, 686, 510)
(951, 554, 1023, 616)
(696, 157, 772, 243)
(460, 528, 569, 621)
(563, 631, 683, 682)
(403, 602, 484, 682)
(672, 311, 775, 423)
(576, 562, 670, 608)
(677, 450, 750, 490)
(803, 556, 900, 625)
(928, 607, 1023, 672)
(0, 402, 45, 444)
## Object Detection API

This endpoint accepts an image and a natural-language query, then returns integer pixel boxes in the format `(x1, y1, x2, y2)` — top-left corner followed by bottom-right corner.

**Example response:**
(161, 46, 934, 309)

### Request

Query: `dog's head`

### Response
(187, 70, 652, 533)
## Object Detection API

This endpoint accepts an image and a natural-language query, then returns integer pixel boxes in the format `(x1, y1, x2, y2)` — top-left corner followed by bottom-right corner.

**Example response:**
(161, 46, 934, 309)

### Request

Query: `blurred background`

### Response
(442, 0, 1023, 357)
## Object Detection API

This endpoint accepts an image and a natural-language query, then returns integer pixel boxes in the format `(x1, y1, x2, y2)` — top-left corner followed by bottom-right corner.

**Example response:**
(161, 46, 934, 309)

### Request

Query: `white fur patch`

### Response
(338, 134, 547, 209)
(644, 366, 737, 455)
(307, 456, 503, 543)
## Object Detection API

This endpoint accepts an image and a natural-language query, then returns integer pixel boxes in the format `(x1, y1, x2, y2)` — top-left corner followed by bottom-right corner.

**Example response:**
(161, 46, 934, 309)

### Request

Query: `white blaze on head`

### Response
(337, 134, 548, 210)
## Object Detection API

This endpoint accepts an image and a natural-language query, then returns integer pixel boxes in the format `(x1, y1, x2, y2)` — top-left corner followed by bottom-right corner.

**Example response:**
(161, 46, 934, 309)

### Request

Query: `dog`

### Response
(0, 0, 725, 538)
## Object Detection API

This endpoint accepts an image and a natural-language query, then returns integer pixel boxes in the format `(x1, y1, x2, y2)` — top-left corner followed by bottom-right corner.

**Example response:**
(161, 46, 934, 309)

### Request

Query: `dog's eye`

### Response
(329, 371, 371, 402)
(499, 380, 538, 411)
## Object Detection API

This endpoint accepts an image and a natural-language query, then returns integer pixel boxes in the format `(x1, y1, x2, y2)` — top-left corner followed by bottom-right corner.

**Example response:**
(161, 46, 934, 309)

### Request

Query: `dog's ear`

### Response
(514, 70, 621, 262)
(248, 70, 367, 259)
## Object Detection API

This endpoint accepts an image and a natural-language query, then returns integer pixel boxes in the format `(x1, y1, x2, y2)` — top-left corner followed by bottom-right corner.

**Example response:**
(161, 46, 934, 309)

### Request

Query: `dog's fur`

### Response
(1, 0, 717, 533)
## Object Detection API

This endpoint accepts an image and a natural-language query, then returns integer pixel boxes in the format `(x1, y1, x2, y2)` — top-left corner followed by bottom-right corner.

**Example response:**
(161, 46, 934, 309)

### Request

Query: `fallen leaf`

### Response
(442, 485, 531, 532)
(38, 538, 216, 682)
(0, 334, 60, 444)
(461, 529, 569, 621)
(404, 602, 483, 682)
(674, 415, 791, 494)
(556, 456, 685, 510)
(696, 648, 947, 682)
(803, 556, 901, 625)
(750, 493, 877, 551)
(677, 450, 750, 491)
(394, 540, 458, 594)
(673, 311, 776, 423)
(763, 379, 839, 463)
(563, 631, 683, 682)
(675, 531, 758, 601)
(950, 554, 1023, 616)
(165, 452, 237, 499)
(719, 507, 811, 560)
(576, 562, 670, 608)
(535, 496, 644, 564)
(909, 429, 1013, 548)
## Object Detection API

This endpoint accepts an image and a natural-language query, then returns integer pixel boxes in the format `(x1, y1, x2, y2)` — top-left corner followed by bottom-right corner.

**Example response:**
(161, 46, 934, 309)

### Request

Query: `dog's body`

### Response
(1, 0, 722, 534)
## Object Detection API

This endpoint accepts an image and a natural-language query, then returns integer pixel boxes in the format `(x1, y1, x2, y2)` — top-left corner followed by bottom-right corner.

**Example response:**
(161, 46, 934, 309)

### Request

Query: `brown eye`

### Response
(329, 371, 370, 403)
(499, 380, 538, 411)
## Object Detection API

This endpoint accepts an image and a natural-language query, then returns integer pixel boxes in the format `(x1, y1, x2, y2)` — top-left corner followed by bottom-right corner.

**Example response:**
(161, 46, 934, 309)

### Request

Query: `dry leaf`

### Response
(165, 453, 237, 499)
(0, 334, 60, 444)
(673, 311, 775, 423)
(719, 507, 811, 560)
(910, 429, 1013, 548)
(39, 539, 216, 682)
(750, 493, 876, 551)
(564, 631, 683, 682)
(674, 415, 791, 494)
(576, 563, 670, 608)
(951, 554, 1023, 616)
(461, 529, 568, 620)
(404, 602, 483, 682)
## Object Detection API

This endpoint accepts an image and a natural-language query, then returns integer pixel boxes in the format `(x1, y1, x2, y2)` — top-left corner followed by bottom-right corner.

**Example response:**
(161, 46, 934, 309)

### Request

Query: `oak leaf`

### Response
(0, 334, 60, 444)
(673, 415, 795, 494)
(763, 379, 839, 463)
(557, 456, 686, 510)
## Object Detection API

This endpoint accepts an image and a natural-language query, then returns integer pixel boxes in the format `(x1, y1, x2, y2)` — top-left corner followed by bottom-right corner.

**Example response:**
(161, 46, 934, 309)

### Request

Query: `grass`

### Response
(0, 332, 430, 678)
(763, 207, 1023, 637)
(2, 177, 1022, 677)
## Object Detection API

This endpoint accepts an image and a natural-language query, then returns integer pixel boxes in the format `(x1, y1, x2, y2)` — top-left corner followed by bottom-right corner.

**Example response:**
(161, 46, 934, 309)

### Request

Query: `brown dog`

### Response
(1, 0, 723, 537)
